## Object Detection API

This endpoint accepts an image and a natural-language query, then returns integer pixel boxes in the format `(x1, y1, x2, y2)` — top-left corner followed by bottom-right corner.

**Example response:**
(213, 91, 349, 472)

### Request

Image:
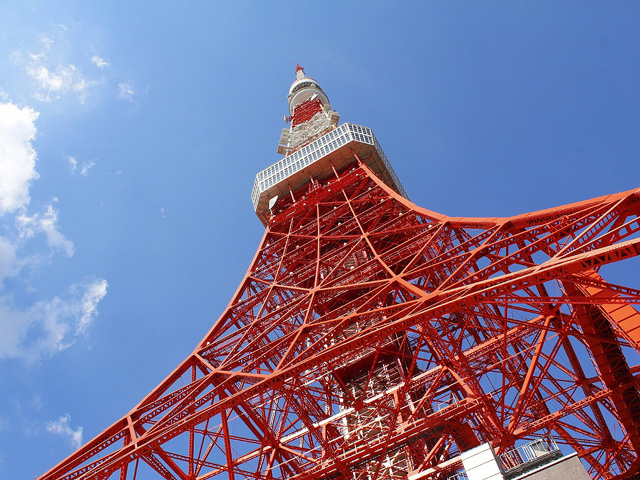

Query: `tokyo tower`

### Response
(40, 65, 640, 480)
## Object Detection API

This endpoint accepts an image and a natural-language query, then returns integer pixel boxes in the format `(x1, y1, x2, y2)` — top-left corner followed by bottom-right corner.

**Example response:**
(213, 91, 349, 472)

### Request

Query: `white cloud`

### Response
(91, 56, 109, 68)
(39, 34, 54, 51)
(13, 34, 95, 103)
(17, 202, 75, 258)
(79, 160, 95, 176)
(26, 62, 93, 103)
(46, 414, 83, 449)
(68, 156, 95, 177)
(0, 102, 40, 215)
(75, 279, 108, 334)
(0, 278, 108, 361)
(118, 82, 135, 101)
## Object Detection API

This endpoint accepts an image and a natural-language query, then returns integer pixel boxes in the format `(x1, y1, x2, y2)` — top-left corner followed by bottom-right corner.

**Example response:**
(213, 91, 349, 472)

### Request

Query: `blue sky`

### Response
(0, 2, 639, 478)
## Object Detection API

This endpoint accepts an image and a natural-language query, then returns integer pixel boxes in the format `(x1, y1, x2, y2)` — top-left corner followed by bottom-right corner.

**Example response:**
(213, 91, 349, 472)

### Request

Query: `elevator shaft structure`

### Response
(40, 67, 640, 480)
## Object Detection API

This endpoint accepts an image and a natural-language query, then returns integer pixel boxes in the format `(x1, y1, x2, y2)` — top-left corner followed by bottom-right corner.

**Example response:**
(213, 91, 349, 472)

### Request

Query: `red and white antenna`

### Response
(277, 65, 340, 155)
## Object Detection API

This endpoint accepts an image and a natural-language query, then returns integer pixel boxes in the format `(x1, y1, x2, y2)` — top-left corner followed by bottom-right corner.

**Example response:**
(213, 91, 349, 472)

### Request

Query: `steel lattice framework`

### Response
(40, 68, 640, 480)
(41, 158, 640, 480)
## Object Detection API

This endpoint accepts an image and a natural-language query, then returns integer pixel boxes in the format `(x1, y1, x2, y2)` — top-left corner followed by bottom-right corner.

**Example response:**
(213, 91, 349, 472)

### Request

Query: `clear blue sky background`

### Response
(0, 2, 639, 478)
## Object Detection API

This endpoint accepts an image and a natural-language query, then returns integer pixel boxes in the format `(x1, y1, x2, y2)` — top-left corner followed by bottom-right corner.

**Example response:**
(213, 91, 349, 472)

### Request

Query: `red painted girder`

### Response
(565, 274, 640, 476)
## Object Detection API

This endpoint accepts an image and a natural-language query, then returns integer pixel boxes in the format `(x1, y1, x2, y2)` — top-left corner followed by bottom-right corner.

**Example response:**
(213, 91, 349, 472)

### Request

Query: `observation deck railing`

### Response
(499, 436, 562, 476)
(252, 122, 408, 223)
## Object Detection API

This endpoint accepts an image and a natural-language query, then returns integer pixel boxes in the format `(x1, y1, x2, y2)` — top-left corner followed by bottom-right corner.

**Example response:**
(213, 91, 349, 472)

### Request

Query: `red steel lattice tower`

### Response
(40, 67, 640, 480)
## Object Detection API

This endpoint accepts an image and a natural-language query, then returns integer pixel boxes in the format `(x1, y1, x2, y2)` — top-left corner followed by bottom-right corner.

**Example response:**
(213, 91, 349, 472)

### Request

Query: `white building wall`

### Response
(461, 443, 505, 480)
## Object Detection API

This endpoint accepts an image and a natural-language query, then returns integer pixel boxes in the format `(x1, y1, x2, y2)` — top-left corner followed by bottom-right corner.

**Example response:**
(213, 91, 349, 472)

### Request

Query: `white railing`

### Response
(251, 122, 408, 209)
(499, 436, 560, 472)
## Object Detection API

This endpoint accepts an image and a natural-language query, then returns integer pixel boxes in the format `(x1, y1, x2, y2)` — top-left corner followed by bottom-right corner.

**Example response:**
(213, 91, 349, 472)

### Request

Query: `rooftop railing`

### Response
(499, 436, 561, 474)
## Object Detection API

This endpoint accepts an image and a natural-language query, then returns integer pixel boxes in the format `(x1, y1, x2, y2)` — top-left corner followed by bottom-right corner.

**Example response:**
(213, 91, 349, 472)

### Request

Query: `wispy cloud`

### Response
(118, 82, 135, 101)
(13, 31, 97, 103)
(79, 161, 95, 176)
(76, 279, 108, 334)
(0, 278, 108, 361)
(21, 56, 93, 104)
(16, 201, 75, 258)
(68, 156, 95, 176)
(39, 33, 54, 50)
(46, 414, 83, 449)
(7, 25, 138, 110)
(91, 56, 109, 68)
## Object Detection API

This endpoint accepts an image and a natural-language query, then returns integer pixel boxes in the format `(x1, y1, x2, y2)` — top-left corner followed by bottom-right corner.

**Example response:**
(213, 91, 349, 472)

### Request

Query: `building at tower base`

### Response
(453, 441, 590, 480)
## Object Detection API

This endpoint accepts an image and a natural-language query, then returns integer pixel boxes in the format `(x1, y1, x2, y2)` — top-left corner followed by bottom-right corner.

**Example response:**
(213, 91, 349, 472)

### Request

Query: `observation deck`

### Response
(252, 122, 408, 224)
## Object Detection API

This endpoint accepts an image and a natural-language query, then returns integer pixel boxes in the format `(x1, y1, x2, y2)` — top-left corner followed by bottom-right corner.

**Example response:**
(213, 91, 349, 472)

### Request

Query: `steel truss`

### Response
(41, 156, 640, 480)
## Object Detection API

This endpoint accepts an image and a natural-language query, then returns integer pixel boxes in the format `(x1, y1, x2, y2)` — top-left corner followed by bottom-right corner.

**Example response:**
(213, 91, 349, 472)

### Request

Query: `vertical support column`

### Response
(461, 443, 505, 480)
(565, 271, 640, 474)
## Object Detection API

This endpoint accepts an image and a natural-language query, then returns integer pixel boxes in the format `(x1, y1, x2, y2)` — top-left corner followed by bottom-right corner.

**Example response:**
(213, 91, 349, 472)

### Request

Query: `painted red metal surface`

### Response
(39, 153, 640, 479)
(290, 97, 324, 127)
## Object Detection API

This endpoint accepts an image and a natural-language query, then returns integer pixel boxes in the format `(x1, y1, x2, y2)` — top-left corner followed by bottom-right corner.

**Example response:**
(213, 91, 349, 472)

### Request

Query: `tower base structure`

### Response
(39, 67, 640, 480)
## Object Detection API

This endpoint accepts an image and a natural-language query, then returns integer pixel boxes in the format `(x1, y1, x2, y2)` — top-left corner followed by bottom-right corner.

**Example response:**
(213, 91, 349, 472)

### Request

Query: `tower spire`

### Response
(275, 66, 340, 158)
(253, 67, 406, 225)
